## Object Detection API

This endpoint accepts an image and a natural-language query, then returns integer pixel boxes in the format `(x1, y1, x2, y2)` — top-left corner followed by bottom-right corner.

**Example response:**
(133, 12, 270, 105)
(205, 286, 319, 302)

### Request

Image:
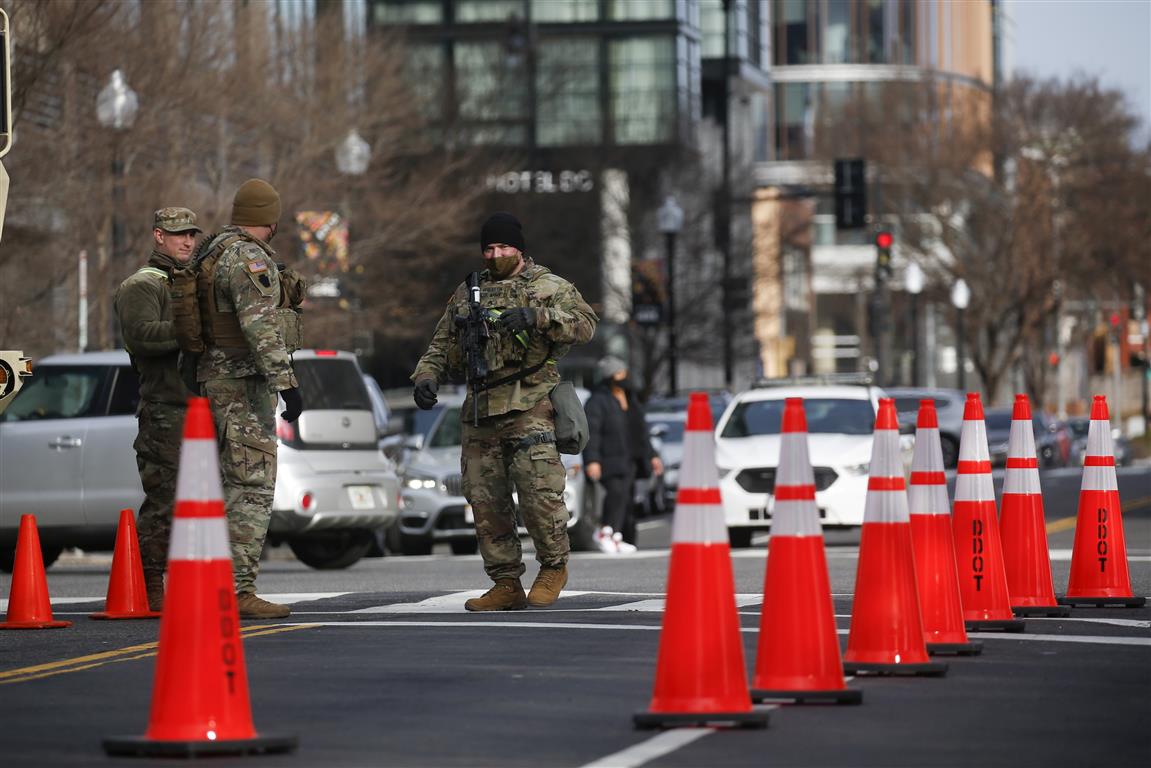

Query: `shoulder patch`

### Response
(247, 259, 269, 274)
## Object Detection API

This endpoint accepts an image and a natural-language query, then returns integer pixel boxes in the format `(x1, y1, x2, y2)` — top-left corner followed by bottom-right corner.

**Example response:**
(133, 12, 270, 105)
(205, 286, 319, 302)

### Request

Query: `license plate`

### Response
(464, 504, 474, 524)
(346, 485, 376, 510)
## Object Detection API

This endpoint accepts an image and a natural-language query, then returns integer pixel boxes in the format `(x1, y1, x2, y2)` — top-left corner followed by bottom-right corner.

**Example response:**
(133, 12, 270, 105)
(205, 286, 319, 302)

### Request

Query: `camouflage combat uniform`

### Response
(114, 248, 195, 583)
(196, 225, 297, 594)
(412, 258, 597, 581)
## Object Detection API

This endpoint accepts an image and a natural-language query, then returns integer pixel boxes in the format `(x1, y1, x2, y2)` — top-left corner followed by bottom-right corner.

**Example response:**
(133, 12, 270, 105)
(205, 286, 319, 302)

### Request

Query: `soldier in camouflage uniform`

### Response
(412, 212, 597, 611)
(196, 179, 303, 620)
(114, 207, 202, 611)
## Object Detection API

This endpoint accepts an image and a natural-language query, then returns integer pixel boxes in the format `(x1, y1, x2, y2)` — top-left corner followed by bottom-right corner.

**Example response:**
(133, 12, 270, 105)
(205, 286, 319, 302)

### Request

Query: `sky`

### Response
(1005, 0, 1151, 144)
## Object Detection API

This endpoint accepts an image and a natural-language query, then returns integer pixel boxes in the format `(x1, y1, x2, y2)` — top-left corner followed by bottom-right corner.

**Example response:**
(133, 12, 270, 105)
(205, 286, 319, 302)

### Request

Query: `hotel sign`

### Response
(486, 169, 595, 195)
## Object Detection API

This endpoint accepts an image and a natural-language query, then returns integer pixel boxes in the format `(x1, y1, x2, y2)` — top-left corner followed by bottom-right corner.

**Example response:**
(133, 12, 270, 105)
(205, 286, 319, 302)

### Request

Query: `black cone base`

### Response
(103, 733, 298, 757)
(633, 709, 770, 730)
(965, 618, 1026, 632)
(1012, 604, 1071, 617)
(751, 687, 862, 705)
(1058, 595, 1146, 608)
(927, 640, 984, 656)
(842, 660, 948, 677)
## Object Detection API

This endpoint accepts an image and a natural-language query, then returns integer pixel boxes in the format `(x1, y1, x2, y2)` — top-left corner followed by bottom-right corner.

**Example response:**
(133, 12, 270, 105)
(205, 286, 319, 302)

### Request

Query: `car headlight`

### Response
(842, 462, 870, 476)
(403, 472, 440, 492)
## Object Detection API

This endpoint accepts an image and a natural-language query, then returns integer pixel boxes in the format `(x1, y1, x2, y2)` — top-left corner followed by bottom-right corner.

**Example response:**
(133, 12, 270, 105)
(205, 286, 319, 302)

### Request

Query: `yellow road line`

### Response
(0, 624, 312, 686)
(1046, 494, 1151, 535)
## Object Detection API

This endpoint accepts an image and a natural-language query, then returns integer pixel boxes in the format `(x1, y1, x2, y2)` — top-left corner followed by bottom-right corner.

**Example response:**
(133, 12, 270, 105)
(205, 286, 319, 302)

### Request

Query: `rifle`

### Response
(454, 271, 490, 426)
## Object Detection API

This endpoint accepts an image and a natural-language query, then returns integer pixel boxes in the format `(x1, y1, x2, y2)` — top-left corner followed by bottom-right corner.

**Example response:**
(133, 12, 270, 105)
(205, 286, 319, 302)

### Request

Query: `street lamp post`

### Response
(951, 278, 970, 392)
(335, 129, 371, 355)
(657, 196, 684, 396)
(96, 69, 138, 349)
(905, 262, 924, 386)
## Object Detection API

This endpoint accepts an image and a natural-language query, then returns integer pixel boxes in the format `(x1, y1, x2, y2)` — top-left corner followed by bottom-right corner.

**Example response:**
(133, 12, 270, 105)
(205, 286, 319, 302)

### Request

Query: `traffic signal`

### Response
(834, 158, 866, 229)
(1, 8, 11, 158)
(874, 230, 893, 282)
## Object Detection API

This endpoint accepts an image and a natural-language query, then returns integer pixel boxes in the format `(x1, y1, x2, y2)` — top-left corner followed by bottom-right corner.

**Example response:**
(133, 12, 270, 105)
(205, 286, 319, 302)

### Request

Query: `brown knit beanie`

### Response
(231, 179, 282, 227)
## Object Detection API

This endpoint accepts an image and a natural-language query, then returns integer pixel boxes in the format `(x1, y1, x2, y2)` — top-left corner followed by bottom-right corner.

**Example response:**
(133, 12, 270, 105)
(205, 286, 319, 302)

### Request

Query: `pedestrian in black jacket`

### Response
(583, 356, 662, 553)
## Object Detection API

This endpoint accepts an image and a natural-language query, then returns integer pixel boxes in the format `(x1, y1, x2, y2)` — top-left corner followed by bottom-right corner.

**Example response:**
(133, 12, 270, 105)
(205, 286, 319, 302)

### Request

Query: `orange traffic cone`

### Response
(843, 398, 946, 676)
(1061, 396, 1145, 608)
(751, 398, 861, 704)
(1000, 395, 1070, 617)
(104, 398, 297, 756)
(90, 509, 162, 620)
(634, 392, 769, 729)
(0, 514, 72, 630)
(952, 393, 1025, 632)
(908, 400, 982, 656)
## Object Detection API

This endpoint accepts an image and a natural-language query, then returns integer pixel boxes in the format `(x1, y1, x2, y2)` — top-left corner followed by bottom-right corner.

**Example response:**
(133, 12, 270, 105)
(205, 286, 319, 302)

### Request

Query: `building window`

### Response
(676, 33, 701, 145)
(825, 0, 850, 64)
(610, 0, 675, 22)
(532, 0, 598, 22)
(457, 0, 524, 23)
(372, 0, 442, 24)
(700, 0, 724, 58)
(455, 41, 529, 144)
(750, 89, 770, 162)
(537, 38, 601, 146)
(775, 0, 810, 65)
(775, 81, 811, 160)
(404, 43, 446, 121)
(783, 246, 809, 311)
(610, 37, 676, 144)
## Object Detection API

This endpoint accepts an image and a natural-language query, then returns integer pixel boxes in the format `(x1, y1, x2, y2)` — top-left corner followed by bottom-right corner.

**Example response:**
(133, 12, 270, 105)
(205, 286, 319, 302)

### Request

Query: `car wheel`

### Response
(0, 543, 64, 574)
(288, 530, 375, 570)
(450, 537, 479, 555)
(940, 436, 960, 469)
(728, 528, 753, 548)
(400, 532, 434, 556)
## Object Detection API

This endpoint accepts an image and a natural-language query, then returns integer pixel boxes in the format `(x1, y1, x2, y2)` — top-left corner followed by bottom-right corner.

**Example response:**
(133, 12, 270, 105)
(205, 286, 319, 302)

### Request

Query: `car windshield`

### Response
(648, 418, 686, 443)
(1, 367, 104, 421)
(294, 359, 372, 411)
(1068, 419, 1090, 438)
(720, 398, 875, 437)
(428, 407, 463, 448)
(985, 411, 1013, 431)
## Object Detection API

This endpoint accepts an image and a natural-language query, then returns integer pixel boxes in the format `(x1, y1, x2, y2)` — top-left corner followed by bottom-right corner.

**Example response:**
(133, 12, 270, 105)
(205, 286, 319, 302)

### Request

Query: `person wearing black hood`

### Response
(582, 356, 663, 553)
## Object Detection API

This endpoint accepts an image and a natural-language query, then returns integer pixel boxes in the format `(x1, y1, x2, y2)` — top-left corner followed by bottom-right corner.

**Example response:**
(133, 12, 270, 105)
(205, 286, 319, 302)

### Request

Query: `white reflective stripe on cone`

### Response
(1004, 465, 1041, 495)
(911, 427, 945, 473)
(1087, 418, 1114, 459)
(909, 482, 950, 516)
(168, 517, 232, 561)
(670, 502, 729, 544)
(771, 498, 822, 537)
(1080, 466, 1119, 492)
(955, 472, 995, 503)
(864, 427, 909, 524)
(863, 482, 910, 523)
(958, 418, 991, 463)
(777, 432, 815, 486)
(677, 430, 722, 492)
(1008, 417, 1038, 464)
(870, 428, 903, 478)
(176, 438, 226, 502)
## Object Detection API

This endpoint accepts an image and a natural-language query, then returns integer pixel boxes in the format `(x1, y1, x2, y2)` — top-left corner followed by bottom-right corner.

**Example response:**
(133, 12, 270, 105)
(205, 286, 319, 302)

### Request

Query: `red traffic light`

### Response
(1109, 312, 1121, 328)
(875, 231, 893, 250)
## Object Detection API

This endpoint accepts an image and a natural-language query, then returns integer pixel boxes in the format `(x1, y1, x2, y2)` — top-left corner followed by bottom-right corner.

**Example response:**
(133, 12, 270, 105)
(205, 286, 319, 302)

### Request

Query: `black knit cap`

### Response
(479, 212, 525, 252)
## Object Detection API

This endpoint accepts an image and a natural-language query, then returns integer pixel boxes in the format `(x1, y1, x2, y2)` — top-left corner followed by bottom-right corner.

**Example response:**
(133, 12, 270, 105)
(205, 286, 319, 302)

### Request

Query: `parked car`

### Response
(886, 387, 966, 468)
(1065, 417, 1133, 467)
(714, 382, 902, 547)
(645, 411, 685, 512)
(395, 390, 597, 555)
(0, 349, 399, 571)
(983, 407, 1072, 468)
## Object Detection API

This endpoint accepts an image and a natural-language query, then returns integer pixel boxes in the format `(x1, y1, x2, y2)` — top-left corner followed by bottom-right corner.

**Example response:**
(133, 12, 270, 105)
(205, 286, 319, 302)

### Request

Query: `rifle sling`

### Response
(474, 356, 549, 393)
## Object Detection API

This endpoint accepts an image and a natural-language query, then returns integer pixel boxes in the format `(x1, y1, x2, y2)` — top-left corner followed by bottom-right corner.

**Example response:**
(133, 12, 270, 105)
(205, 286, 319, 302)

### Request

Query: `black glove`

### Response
(414, 379, 439, 410)
(280, 387, 303, 422)
(499, 307, 537, 333)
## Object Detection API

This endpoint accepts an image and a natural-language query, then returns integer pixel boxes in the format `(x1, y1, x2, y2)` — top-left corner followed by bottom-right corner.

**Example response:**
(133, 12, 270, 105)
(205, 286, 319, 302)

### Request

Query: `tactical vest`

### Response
(171, 232, 304, 354)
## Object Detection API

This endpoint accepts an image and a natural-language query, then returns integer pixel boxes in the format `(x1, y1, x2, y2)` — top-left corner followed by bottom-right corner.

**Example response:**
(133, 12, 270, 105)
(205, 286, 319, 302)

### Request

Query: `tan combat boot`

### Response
(527, 565, 568, 608)
(144, 574, 165, 613)
(464, 579, 527, 612)
(236, 592, 291, 619)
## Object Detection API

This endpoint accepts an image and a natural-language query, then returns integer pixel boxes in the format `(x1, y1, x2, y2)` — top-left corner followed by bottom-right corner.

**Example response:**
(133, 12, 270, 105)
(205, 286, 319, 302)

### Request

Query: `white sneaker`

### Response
(596, 526, 619, 554)
(612, 532, 637, 554)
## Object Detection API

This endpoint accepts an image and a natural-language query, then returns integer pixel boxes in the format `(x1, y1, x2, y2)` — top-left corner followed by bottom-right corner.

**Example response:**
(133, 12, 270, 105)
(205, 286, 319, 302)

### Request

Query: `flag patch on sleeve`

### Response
(247, 259, 269, 273)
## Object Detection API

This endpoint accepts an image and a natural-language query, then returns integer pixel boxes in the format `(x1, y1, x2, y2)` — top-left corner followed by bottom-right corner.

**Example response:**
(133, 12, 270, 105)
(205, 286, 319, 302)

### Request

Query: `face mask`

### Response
(487, 254, 520, 279)
(612, 376, 632, 392)
(266, 223, 278, 243)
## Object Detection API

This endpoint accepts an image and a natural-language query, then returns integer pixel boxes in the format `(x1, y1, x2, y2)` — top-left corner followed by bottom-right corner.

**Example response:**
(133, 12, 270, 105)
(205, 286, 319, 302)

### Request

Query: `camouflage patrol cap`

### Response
(152, 207, 202, 234)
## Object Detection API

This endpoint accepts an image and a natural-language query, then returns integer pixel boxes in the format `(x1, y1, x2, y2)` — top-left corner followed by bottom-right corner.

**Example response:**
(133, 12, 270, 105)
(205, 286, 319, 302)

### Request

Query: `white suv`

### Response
(714, 382, 888, 547)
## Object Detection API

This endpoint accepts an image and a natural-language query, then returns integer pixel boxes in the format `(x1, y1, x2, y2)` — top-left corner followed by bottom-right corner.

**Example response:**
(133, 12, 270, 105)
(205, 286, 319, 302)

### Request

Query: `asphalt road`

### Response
(1, 467, 1148, 767)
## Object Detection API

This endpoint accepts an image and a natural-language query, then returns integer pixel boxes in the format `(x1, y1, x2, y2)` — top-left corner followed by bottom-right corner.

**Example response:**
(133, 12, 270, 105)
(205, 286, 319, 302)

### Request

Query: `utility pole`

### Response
(719, 0, 733, 389)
